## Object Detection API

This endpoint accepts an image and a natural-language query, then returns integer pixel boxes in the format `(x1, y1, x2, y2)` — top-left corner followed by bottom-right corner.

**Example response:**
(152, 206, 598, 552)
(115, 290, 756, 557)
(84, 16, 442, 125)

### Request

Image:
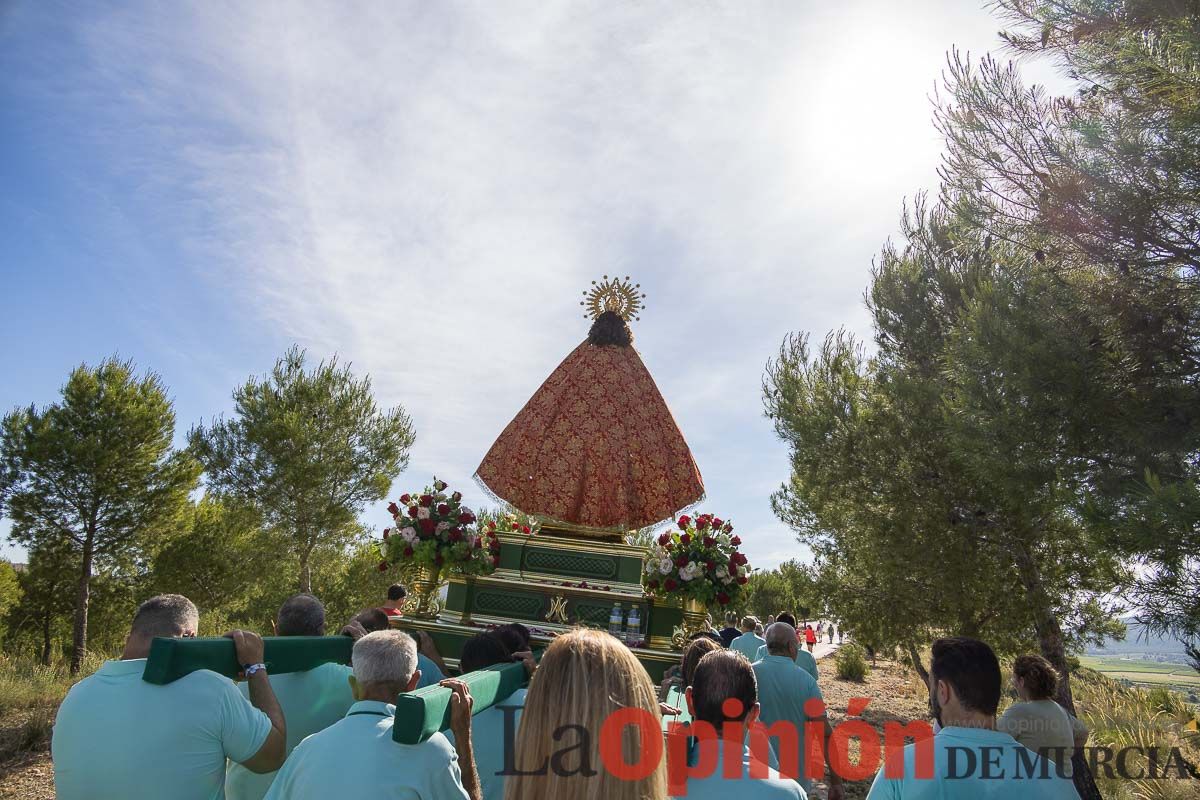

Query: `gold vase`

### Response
(403, 565, 444, 620)
(672, 596, 709, 649)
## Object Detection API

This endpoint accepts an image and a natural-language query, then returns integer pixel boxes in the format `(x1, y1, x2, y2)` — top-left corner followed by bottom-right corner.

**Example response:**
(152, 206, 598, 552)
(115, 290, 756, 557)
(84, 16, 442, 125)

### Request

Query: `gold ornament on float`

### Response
(580, 275, 646, 322)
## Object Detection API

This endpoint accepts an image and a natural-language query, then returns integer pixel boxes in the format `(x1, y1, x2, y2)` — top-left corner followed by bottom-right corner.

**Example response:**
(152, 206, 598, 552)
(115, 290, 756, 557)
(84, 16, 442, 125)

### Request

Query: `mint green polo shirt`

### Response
(263, 700, 469, 800)
(730, 631, 766, 662)
(446, 687, 525, 800)
(415, 653, 445, 688)
(866, 726, 1077, 799)
(751, 655, 824, 792)
(226, 662, 355, 800)
(754, 644, 818, 681)
(53, 659, 272, 800)
(675, 737, 807, 799)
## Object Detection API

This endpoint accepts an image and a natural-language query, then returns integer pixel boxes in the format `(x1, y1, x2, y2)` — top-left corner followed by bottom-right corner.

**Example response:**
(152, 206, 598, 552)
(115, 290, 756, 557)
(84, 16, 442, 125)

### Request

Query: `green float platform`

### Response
(392, 528, 688, 683)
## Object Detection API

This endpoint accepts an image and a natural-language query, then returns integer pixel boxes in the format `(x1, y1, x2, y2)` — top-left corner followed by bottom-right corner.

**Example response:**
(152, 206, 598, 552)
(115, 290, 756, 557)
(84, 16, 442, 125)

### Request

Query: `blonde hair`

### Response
(505, 629, 667, 800)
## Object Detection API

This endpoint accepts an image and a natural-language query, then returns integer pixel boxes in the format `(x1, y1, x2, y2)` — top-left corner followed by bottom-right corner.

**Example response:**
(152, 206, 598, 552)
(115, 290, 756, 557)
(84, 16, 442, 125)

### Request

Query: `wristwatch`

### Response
(243, 663, 268, 677)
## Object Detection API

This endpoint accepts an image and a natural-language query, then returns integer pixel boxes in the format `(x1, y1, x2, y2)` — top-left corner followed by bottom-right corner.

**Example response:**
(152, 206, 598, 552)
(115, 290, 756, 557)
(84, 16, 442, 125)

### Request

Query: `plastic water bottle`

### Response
(608, 602, 623, 638)
(625, 605, 641, 647)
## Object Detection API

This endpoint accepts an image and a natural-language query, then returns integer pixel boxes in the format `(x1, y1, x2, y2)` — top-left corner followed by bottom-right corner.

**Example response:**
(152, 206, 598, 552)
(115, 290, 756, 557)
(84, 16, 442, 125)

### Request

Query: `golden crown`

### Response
(580, 275, 646, 322)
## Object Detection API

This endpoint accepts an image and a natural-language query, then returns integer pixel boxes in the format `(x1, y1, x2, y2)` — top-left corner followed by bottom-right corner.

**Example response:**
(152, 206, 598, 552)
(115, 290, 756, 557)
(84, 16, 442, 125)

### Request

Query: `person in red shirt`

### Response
(804, 624, 817, 652)
(379, 584, 406, 617)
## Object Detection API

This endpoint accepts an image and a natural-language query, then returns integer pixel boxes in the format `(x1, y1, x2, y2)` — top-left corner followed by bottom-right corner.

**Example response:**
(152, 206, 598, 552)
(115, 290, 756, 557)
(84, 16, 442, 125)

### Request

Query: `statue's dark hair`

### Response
(587, 310, 632, 347)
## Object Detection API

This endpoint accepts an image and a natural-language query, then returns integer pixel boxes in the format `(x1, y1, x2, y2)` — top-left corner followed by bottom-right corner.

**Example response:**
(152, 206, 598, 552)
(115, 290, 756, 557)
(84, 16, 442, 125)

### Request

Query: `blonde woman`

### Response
(505, 629, 667, 800)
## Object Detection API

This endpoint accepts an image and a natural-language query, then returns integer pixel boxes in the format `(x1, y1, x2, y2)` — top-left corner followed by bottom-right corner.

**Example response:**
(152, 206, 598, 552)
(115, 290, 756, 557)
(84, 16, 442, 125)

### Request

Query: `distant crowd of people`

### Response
(50, 591, 1085, 799)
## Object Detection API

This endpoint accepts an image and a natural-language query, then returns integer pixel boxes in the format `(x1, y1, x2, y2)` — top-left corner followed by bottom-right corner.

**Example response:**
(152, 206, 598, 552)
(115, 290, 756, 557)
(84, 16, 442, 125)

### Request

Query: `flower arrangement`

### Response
(379, 479, 501, 577)
(480, 510, 538, 537)
(642, 513, 750, 606)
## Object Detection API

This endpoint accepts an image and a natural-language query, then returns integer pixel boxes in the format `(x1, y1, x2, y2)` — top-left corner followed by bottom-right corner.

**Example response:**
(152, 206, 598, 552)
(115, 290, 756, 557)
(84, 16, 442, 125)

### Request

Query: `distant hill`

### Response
(1086, 618, 1192, 664)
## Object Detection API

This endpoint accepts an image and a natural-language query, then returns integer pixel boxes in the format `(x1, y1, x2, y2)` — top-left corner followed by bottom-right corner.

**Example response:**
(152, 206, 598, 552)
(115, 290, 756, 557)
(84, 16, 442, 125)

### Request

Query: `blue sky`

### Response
(0, 1, 1066, 569)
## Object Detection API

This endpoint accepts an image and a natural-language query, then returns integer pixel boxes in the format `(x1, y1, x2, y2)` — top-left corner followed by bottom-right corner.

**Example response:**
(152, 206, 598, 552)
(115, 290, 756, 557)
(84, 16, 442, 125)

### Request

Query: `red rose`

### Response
(647, 580, 659, 591)
(387, 502, 399, 515)
(680, 533, 691, 546)
(703, 536, 715, 548)
(451, 491, 462, 502)
(677, 515, 691, 529)
(674, 556, 688, 568)
(696, 517, 709, 530)
(717, 591, 730, 605)
(419, 518, 436, 535)
(458, 512, 474, 524)
(487, 529, 497, 539)
(712, 518, 723, 528)
(437, 503, 450, 515)
(377, 561, 389, 572)
(731, 535, 742, 546)
(737, 575, 748, 585)
(492, 554, 501, 566)
(706, 561, 716, 572)
(664, 578, 678, 591)
(657, 532, 671, 546)
(521, 525, 531, 534)
(723, 523, 733, 534)
(407, 506, 419, 518)
(488, 520, 497, 530)
(473, 538, 482, 549)
(383, 528, 391, 539)
(448, 529, 463, 543)
(403, 546, 414, 557)
(731, 552, 747, 566)
(399, 494, 411, 504)
(420, 494, 434, 507)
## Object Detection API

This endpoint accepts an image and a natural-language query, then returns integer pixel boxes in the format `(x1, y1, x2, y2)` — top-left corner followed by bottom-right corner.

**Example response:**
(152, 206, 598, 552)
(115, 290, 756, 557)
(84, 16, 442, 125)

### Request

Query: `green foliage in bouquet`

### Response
(378, 479, 500, 579)
(642, 513, 750, 607)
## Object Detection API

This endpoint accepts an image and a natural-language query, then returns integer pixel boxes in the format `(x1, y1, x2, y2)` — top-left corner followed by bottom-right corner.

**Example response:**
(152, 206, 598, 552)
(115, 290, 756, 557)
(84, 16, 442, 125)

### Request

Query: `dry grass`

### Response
(1071, 668, 1200, 800)
(0, 653, 101, 797)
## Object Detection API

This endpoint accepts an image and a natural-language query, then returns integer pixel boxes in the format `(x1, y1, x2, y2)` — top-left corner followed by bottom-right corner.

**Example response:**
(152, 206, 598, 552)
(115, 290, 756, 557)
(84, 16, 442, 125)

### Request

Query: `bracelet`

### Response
(243, 663, 268, 677)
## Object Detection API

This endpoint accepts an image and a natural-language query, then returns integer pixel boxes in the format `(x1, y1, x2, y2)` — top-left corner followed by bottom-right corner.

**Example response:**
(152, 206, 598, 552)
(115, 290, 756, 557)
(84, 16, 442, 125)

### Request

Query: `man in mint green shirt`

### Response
(754, 614, 817, 680)
(264, 630, 481, 800)
(866, 637, 1076, 799)
(730, 616, 765, 662)
(53, 594, 287, 800)
(752, 623, 842, 798)
(226, 595, 357, 800)
(675, 649, 806, 799)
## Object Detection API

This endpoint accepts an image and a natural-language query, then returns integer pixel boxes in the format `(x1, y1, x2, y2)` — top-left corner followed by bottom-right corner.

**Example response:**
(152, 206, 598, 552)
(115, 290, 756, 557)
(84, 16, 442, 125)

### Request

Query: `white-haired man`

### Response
(753, 622, 844, 800)
(264, 630, 481, 800)
(729, 615, 766, 662)
(53, 594, 286, 800)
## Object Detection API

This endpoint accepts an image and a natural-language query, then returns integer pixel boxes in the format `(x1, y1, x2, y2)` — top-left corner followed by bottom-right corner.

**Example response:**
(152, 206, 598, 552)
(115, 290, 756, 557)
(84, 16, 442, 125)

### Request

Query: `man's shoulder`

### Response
(415, 730, 457, 760)
(168, 668, 246, 702)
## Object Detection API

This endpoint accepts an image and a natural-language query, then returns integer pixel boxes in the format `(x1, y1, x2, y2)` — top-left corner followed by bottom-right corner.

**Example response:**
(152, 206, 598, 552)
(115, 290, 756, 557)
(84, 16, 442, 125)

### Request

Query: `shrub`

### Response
(835, 643, 869, 682)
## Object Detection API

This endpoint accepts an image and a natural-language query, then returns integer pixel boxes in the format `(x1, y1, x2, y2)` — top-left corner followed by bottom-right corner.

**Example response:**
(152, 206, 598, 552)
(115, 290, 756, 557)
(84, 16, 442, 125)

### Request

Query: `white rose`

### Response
(716, 566, 728, 579)
(436, 521, 450, 533)
(401, 526, 417, 542)
(417, 506, 431, 520)
(659, 558, 673, 574)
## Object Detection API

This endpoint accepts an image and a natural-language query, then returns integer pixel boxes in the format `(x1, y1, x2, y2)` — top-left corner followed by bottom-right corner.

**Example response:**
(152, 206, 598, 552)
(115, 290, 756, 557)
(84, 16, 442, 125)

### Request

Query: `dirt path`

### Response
(808, 655, 930, 800)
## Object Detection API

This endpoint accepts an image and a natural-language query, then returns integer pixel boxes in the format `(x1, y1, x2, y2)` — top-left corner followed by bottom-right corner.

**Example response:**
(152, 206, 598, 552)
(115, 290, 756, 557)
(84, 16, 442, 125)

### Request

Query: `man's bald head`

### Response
(766, 622, 798, 655)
